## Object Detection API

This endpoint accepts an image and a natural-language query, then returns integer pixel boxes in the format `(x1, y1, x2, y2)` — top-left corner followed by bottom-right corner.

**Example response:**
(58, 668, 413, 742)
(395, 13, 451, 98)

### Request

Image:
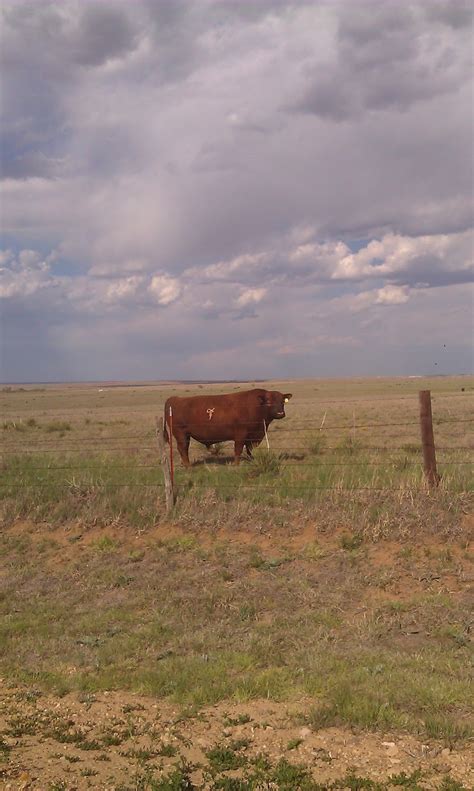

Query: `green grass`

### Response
(1, 526, 471, 742)
(0, 445, 471, 533)
(120, 762, 470, 791)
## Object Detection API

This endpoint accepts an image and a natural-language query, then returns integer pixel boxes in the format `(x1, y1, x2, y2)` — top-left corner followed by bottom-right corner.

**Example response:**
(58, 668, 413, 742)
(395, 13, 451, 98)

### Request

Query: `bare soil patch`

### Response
(1, 686, 472, 790)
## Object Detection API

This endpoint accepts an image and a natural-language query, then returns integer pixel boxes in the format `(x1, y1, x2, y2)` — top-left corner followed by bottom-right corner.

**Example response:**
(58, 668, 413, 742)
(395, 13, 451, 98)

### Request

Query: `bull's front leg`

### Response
(233, 437, 245, 465)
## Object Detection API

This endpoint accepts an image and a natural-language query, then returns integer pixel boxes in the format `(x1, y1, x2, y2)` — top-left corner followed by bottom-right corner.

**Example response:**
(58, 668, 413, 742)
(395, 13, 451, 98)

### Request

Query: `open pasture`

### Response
(1, 376, 473, 529)
(0, 377, 473, 789)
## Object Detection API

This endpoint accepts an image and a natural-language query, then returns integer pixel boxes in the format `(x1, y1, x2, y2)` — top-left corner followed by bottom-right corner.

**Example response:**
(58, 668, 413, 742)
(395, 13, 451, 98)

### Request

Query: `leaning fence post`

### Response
(418, 390, 440, 488)
(156, 417, 175, 514)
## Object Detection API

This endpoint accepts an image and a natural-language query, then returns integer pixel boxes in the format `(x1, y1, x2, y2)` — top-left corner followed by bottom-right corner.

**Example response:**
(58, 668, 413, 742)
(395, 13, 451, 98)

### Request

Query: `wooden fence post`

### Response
(156, 417, 175, 513)
(418, 390, 440, 487)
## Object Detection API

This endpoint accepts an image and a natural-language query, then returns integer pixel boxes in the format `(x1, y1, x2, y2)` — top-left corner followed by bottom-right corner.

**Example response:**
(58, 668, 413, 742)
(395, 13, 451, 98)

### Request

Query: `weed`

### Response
(123, 747, 159, 761)
(340, 533, 363, 551)
(302, 541, 326, 560)
(340, 770, 384, 790)
(287, 737, 303, 750)
(49, 727, 85, 745)
(389, 769, 423, 788)
(93, 535, 118, 552)
(439, 778, 469, 791)
(222, 714, 252, 726)
(78, 738, 102, 750)
(101, 732, 123, 746)
(6, 714, 44, 738)
(206, 744, 247, 772)
(157, 743, 178, 757)
(227, 738, 250, 751)
(270, 758, 315, 790)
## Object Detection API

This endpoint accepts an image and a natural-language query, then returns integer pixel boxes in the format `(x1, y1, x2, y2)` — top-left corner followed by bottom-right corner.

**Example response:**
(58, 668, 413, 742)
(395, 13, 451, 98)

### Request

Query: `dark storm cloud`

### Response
(71, 3, 138, 67)
(291, 1, 471, 120)
(425, 0, 473, 29)
(0, 1, 140, 180)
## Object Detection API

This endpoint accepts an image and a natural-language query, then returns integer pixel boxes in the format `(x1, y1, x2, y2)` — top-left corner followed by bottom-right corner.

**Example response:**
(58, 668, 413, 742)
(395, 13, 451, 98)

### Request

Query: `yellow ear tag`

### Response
(284, 397, 289, 403)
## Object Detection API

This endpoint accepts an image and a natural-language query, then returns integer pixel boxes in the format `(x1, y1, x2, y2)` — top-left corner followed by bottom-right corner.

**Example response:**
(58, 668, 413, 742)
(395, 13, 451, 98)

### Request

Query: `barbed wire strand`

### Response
(0, 482, 472, 494)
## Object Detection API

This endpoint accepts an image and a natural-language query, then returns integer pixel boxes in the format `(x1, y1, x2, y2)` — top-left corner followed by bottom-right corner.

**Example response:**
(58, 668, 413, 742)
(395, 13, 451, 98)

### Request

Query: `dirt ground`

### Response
(1, 686, 473, 790)
(1, 516, 472, 790)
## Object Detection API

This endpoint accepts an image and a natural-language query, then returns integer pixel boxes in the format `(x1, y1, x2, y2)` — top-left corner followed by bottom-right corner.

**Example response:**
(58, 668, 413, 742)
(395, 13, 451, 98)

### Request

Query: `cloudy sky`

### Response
(1, 0, 473, 382)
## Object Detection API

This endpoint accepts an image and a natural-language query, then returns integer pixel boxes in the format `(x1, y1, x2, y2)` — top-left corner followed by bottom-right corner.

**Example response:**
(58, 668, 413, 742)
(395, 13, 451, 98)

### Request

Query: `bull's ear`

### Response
(283, 393, 292, 402)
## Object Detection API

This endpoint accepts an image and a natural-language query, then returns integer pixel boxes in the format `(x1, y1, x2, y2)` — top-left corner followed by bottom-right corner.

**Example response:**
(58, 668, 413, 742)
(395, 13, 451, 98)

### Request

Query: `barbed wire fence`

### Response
(1, 391, 473, 514)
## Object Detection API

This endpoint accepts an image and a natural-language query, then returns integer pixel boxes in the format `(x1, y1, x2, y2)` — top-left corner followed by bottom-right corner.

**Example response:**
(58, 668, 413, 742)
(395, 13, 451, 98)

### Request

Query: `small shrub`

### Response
(247, 449, 281, 477)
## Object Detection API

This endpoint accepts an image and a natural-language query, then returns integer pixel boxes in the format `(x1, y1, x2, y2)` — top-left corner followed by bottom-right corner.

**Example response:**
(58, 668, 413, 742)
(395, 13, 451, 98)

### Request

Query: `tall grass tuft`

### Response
(246, 449, 282, 477)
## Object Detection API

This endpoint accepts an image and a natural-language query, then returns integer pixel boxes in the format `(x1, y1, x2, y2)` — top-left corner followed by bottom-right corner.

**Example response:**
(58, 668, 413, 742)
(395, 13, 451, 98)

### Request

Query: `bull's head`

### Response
(259, 391, 292, 419)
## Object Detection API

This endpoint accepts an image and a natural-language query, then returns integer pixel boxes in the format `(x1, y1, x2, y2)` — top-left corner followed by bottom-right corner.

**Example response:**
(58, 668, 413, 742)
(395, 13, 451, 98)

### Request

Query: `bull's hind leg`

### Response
(234, 437, 245, 465)
(175, 430, 191, 467)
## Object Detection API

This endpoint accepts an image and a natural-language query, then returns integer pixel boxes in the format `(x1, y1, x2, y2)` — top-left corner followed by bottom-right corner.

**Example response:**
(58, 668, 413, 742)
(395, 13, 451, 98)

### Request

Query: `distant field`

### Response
(0, 377, 473, 789)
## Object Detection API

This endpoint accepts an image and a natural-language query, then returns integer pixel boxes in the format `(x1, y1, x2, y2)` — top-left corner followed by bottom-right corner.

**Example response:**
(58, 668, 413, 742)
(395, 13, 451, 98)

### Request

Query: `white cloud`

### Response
(148, 275, 181, 306)
(0, 250, 55, 298)
(236, 287, 267, 307)
(332, 230, 473, 284)
(375, 285, 410, 305)
(105, 276, 143, 303)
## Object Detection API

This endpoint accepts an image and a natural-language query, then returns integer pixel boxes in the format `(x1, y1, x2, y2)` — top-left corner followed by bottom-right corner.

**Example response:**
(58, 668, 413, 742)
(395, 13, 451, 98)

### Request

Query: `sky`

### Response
(1, 0, 473, 383)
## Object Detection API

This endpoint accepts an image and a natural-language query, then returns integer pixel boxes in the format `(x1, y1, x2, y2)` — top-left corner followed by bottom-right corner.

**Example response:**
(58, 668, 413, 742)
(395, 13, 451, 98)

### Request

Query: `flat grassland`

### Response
(0, 377, 473, 790)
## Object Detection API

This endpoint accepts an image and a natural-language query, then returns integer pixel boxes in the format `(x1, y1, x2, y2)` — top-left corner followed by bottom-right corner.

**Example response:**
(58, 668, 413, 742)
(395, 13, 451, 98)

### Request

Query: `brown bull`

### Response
(164, 388, 292, 466)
